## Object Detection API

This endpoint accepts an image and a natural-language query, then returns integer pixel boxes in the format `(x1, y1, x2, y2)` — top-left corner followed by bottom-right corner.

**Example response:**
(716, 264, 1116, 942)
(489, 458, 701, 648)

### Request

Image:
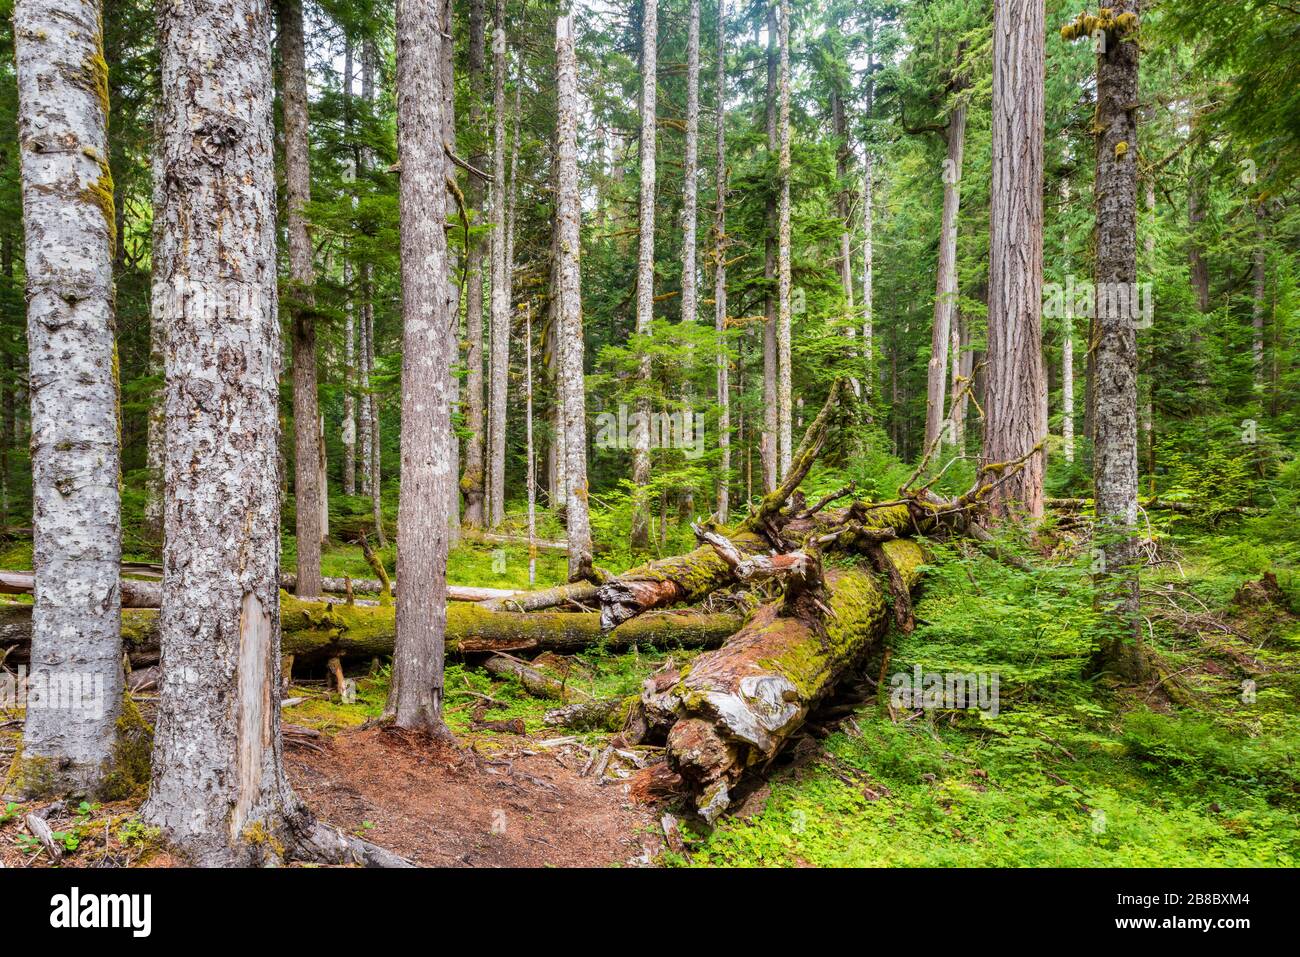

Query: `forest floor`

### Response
(2, 510, 1298, 868)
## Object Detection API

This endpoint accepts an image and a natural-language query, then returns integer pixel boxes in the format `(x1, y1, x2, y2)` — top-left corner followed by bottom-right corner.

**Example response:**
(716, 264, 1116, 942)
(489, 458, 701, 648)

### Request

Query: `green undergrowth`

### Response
(674, 525, 1300, 867)
(282, 645, 700, 743)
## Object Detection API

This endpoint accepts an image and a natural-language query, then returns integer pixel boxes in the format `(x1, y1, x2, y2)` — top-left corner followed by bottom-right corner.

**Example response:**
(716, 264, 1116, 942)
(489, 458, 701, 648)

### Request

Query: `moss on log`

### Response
(640, 539, 926, 821)
(0, 595, 742, 670)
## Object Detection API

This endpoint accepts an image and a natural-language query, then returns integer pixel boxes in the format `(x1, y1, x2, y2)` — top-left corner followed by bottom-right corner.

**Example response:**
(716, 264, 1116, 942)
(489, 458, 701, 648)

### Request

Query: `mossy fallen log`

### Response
(0, 595, 742, 670)
(632, 539, 925, 822)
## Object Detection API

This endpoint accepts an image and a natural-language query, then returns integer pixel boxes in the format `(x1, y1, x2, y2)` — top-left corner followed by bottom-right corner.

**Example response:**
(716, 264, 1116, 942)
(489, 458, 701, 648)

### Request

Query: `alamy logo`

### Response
(49, 887, 152, 938)
(1043, 275, 1154, 329)
(0, 666, 104, 719)
(889, 666, 1000, 717)
(594, 404, 706, 460)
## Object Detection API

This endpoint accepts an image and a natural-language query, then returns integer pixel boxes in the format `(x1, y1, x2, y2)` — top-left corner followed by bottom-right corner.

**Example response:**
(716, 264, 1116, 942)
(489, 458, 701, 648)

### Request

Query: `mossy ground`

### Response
(668, 526, 1300, 867)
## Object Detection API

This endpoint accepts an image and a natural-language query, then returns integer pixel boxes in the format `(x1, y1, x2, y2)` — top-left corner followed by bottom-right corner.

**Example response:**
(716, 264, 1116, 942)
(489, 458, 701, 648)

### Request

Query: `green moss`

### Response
(100, 693, 154, 801)
(77, 158, 116, 259)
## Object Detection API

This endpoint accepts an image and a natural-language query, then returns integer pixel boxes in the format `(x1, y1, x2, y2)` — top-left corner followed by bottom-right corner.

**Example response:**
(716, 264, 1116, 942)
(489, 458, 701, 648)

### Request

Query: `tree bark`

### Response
(630, 0, 658, 551)
(487, 0, 511, 529)
(681, 0, 700, 333)
(13, 0, 124, 797)
(776, 0, 793, 479)
(341, 44, 357, 499)
(384, 0, 454, 738)
(145, 0, 316, 864)
(278, 0, 322, 598)
(1087, 3, 1144, 679)
(461, 0, 488, 529)
(762, 2, 778, 494)
(555, 10, 594, 582)
(984, 0, 1047, 520)
(714, 0, 730, 525)
(926, 100, 967, 450)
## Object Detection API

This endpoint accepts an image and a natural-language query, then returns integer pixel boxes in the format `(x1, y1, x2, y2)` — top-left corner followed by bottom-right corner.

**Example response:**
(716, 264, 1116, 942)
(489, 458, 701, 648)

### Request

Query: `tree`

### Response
(681, 0, 700, 335)
(761, 1, 778, 492)
(776, 0, 793, 479)
(924, 59, 967, 452)
(461, 0, 488, 528)
(384, 0, 455, 738)
(278, 0, 322, 598)
(143, 0, 400, 866)
(487, 0, 510, 529)
(1071, 3, 1145, 678)
(983, 0, 1046, 519)
(630, 0, 657, 550)
(555, 6, 592, 582)
(714, 0, 730, 524)
(13, 0, 123, 797)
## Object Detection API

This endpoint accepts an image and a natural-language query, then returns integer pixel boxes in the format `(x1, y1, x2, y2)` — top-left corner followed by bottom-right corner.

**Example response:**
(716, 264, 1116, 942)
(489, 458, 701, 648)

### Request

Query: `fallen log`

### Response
(0, 571, 161, 609)
(280, 573, 521, 603)
(542, 697, 629, 731)
(595, 533, 766, 631)
(3, 569, 538, 607)
(482, 654, 590, 701)
(0, 596, 742, 670)
(631, 539, 925, 822)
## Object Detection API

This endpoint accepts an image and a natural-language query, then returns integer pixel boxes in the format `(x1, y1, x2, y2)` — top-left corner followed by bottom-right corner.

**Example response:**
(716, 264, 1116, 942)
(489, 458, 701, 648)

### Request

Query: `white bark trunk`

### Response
(15, 0, 123, 797)
(681, 0, 700, 331)
(556, 10, 593, 582)
(145, 0, 300, 862)
(384, 0, 454, 735)
(776, 0, 793, 479)
(926, 102, 966, 450)
(630, 0, 658, 549)
(487, 0, 510, 529)
(714, 0, 730, 525)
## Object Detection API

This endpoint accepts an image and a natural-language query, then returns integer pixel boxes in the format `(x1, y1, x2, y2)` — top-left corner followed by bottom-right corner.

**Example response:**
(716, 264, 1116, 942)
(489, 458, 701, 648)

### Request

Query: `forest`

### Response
(0, 0, 1296, 880)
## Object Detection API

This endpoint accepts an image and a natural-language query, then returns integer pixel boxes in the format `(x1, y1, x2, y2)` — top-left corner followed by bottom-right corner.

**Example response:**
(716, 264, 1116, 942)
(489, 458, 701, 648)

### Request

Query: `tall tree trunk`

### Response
(950, 309, 967, 447)
(487, 0, 511, 529)
(362, 40, 385, 549)
(13, 0, 123, 798)
(630, 0, 658, 550)
(925, 101, 967, 451)
(761, 1, 778, 494)
(146, 0, 297, 861)
(1061, 175, 1076, 463)
(775, 0, 792, 479)
(1252, 205, 1266, 385)
(343, 258, 357, 496)
(555, 9, 593, 582)
(524, 302, 536, 586)
(384, 0, 454, 738)
(984, 0, 1046, 520)
(1088, 3, 1143, 679)
(439, 0, 461, 549)
(145, 136, 166, 542)
(0, 232, 13, 527)
(681, 0, 700, 333)
(461, 0, 488, 528)
(278, 0, 322, 597)
(862, 19, 875, 391)
(714, 0, 730, 525)
(342, 43, 357, 499)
